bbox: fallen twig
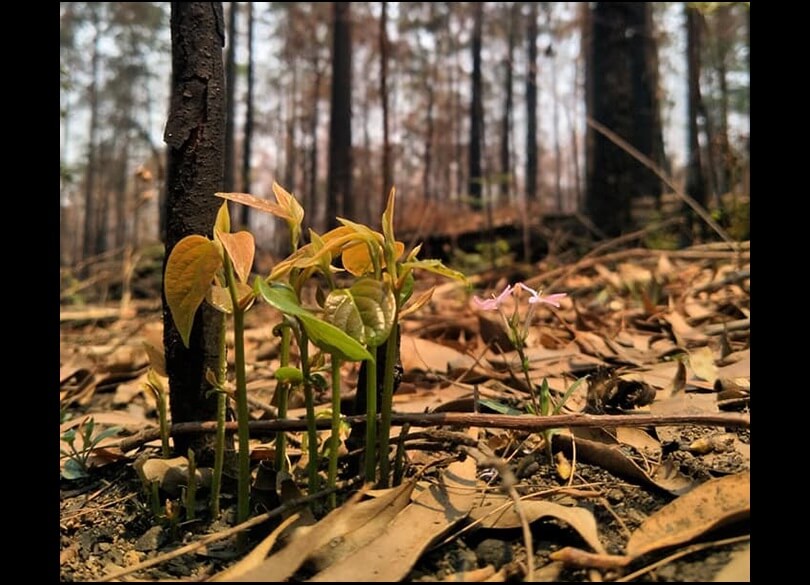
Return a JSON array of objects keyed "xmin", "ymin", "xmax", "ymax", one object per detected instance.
[{"xmin": 114, "ymin": 412, "xmax": 749, "ymax": 453}]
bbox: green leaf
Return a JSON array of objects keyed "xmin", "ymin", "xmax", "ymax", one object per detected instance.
[
  {"xmin": 324, "ymin": 279, "xmax": 396, "ymax": 348},
  {"xmin": 275, "ymin": 366, "xmax": 304, "ymax": 384},
  {"xmin": 400, "ymin": 258, "xmax": 467, "ymax": 283},
  {"xmin": 478, "ymin": 398, "xmax": 524, "ymax": 416},
  {"xmin": 298, "ymin": 313, "xmax": 373, "ymax": 362},
  {"xmin": 92, "ymin": 426, "xmax": 123, "ymax": 445},
  {"xmin": 253, "ymin": 278, "xmax": 309, "ymax": 318},
  {"xmin": 254, "ymin": 278, "xmax": 373, "ymax": 362},
  {"xmin": 165, "ymin": 235, "xmax": 223, "ymax": 347},
  {"xmin": 61, "ymin": 458, "xmax": 89, "ymax": 480}
]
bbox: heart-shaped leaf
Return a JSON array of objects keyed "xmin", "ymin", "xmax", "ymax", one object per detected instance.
[
  {"xmin": 165, "ymin": 235, "xmax": 222, "ymax": 347},
  {"xmin": 216, "ymin": 230, "xmax": 255, "ymax": 284},
  {"xmin": 254, "ymin": 278, "xmax": 373, "ymax": 362},
  {"xmin": 324, "ymin": 279, "xmax": 396, "ymax": 347}
]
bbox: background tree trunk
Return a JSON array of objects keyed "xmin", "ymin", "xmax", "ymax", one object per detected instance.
[
  {"xmin": 163, "ymin": 2, "xmax": 227, "ymax": 462},
  {"xmin": 499, "ymin": 2, "xmax": 517, "ymax": 202},
  {"xmin": 380, "ymin": 1, "xmax": 391, "ymax": 207},
  {"xmin": 686, "ymin": 4, "xmax": 708, "ymax": 242},
  {"xmin": 468, "ymin": 2, "xmax": 484, "ymax": 210},
  {"xmin": 224, "ymin": 1, "xmax": 237, "ymax": 194},
  {"xmin": 585, "ymin": 2, "xmax": 664, "ymax": 238},
  {"xmin": 82, "ymin": 4, "xmax": 101, "ymax": 267},
  {"xmin": 327, "ymin": 2, "xmax": 353, "ymax": 228},
  {"xmin": 240, "ymin": 1, "xmax": 254, "ymax": 228},
  {"xmin": 525, "ymin": 2, "xmax": 538, "ymax": 205}
]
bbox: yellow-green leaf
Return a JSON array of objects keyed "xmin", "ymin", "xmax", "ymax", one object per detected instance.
[
  {"xmin": 382, "ymin": 186, "xmax": 396, "ymax": 246},
  {"xmin": 401, "ymin": 258, "xmax": 467, "ymax": 283},
  {"xmin": 342, "ymin": 241, "xmax": 405, "ymax": 277},
  {"xmin": 273, "ymin": 182, "xmax": 305, "ymax": 247},
  {"xmin": 214, "ymin": 202, "xmax": 230, "ymax": 234},
  {"xmin": 216, "ymin": 230, "xmax": 255, "ymax": 283},
  {"xmin": 164, "ymin": 235, "xmax": 223, "ymax": 347},
  {"xmin": 399, "ymin": 286, "xmax": 436, "ymax": 319},
  {"xmin": 216, "ymin": 192, "xmax": 288, "ymax": 219}
]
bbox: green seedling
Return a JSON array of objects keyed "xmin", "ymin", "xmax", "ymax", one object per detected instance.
[
  {"xmin": 60, "ymin": 416, "xmax": 122, "ymax": 480},
  {"xmin": 142, "ymin": 369, "xmax": 171, "ymax": 458}
]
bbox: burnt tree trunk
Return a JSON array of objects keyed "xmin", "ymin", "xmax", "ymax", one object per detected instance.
[
  {"xmin": 686, "ymin": 4, "xmax": 708, "ymax": 242},
  {"xmin": 82, "ymin": 4, "xmax": 101, "ymax": 266},
  {"xmin": 499, "ymin": 2, "xmax": 517, "ymax": 202},
  {"xmin": 327, "ymin": 2, "xmax": 353, "ymax": 228},
  {"xmin": 380, "ymin": 1, "xmax": 392, "ymax": 207},
  {"xmin": 240, "ymin": 1, "xmax": 254, "ymax": 228},
  {"xmin": 585, "ymin": 2, "xmax": 663, "ymax": 238},
  {"xmin": 525, "ymin": 2, "xmax": 538, "ymax": 205},
  {"xmin": 223, "ymin": 2, "xmax": 237, "ymax": 194},
  {"xmin": 163, "ymin": 2, "xmax": 227, "ymax": 462},
  {"xmin": 468, "ymin": 2, "xmax": 484, "ymax": 210}
]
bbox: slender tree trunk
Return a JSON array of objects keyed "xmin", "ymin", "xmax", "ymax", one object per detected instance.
[
  {"xmin": 224, "ymin": 1, "xmax": 237, "ymax": 193},
  {"xmin": 283, "ymin": 65, "xmax": 297, "ymax": 193},
  {"xmin": 82, "ymin": 5, "xmax": 101, "ymax": 266},
  {"xmin": 685, "ymin": 4, "xmax": 707, "ymax": 242},
  {"xmin": 525, "ymin": 2, "xmax": 539, "ymax": 205},
  {"xmin": 423, "ymin": 79, "xmax": 435, "ymax": 202},
  {"xmin": 550, "ymin": 45, "xmax": 563, "ymax": 212},
  {"xmin": 308, "ymin": 67, "xmax": 323, "ymax": 232},
  {"xmin": 500, "ymin": 2, "xmax": 517, "ymax": 202},
  {"xmin": 380, "ymin": 1, "xmax": 392, "ymax": 206},
  {"xmin": 114, "ymin": 136, "xmax": 130, "ymax": 250},
  {"xmin": 468, "ymin": 2, "xmax": 484, "ymax": 209},
  {"xmin": 327, "ymin": 2, "xmax": 353, "ymax": 227},
  {"xmin": 163, "ymin": 2, "xmax": 227, "ymax": 462},
  {"xmin": 240, "ymin": 1, "xmax": 254, "ymax": 228}
]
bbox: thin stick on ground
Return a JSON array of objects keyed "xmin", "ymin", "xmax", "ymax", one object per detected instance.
[
  {"xmin": 112, "ymin": 411, "xmax": 750, "ymax": 453},
  {"xmin": 462, "ymin": 445, "xmax": 535, "ymax": 582}
]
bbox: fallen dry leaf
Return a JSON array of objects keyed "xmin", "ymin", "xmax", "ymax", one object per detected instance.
[
  {"xmin": 308, "ymin": 431, "xmax": 479, "ymax": 582},
  {"xmin": 626, "ymin": 471, "xmax": 750, "ymax": 558},
  {"xmin": 469, "ymin": 494, "xmax": 606, "ymax": 554}
]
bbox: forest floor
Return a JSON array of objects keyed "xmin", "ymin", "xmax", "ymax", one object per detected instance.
[{"xmin": 59, "ymin": 239, "xmax": 750, "ymax": 582}]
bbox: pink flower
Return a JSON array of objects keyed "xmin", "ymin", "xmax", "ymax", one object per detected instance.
[
  {"xmin": 473, "ymin": 284, "xmax": 514, "ymax": 311},
  {"xmin": 516, "ymin": 282, "xmax": 567, "ymax": 308}
]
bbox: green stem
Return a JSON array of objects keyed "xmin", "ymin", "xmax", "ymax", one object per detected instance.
[
  {"xmin": 186, "ymin": 448, "xmax": 197, "ymax": 521},
  {"xmin": 299, "ymin": 327, "xmax": 319, "ymax": 492},
  {"xmin": 275, "ymin": 324, "xmax": 291, "ymax": 473},
  {"xmin": 211, "ymin": 312, "xmax": 227, "ymax": 519},
  {"xmin": 328, "ymin": 355, "xmax": 342, "ymax": 509},
  {"xmin": 377, "ymin": 322, "xmax": 400, "ymax": 488},
  {"xmin": 364, "ymin": 352, "xmax": 378, "ymax": 484},
  {"xmin": 156, "ymin": 388, "xmax": 170, "ymax": 458},
  {"xmin": 225, "ymin": 258, "xmax": 251, "ymax": 528},
  {"xmin": 516, "ymin": 344, "xmax": 540, "ymax": 415}
]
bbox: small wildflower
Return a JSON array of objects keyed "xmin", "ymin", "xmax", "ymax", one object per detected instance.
[
  {"xmin": 472, "ymin": 284, "xmax": 514, "ymax": 311},
  {"xmin": 516, "ymin": 282, "xmax": 567, "ymax": 308}
]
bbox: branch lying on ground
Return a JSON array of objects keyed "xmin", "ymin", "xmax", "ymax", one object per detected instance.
[{"xmin": 114, "ymin": 411, "xmax": 750, "ymax": 453}]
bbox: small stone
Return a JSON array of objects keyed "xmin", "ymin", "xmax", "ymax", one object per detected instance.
[
  {"xmin": 134, "ymin": 526, "xmax": 165, "ymax": 552},
  {"xmin": 97, "ymin": 542, "xmax": 112, "ymax": 552},
  {"xmin": 475, "ymin": 538, "xmax": 513, "ymax": 570},
  {"xmin": 607, "ymin": 488, "xmax": 624, "ymax": 503},
  {"xmin": 123, "ymin": 550, "xmax": 143, "ymax": 566}
]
